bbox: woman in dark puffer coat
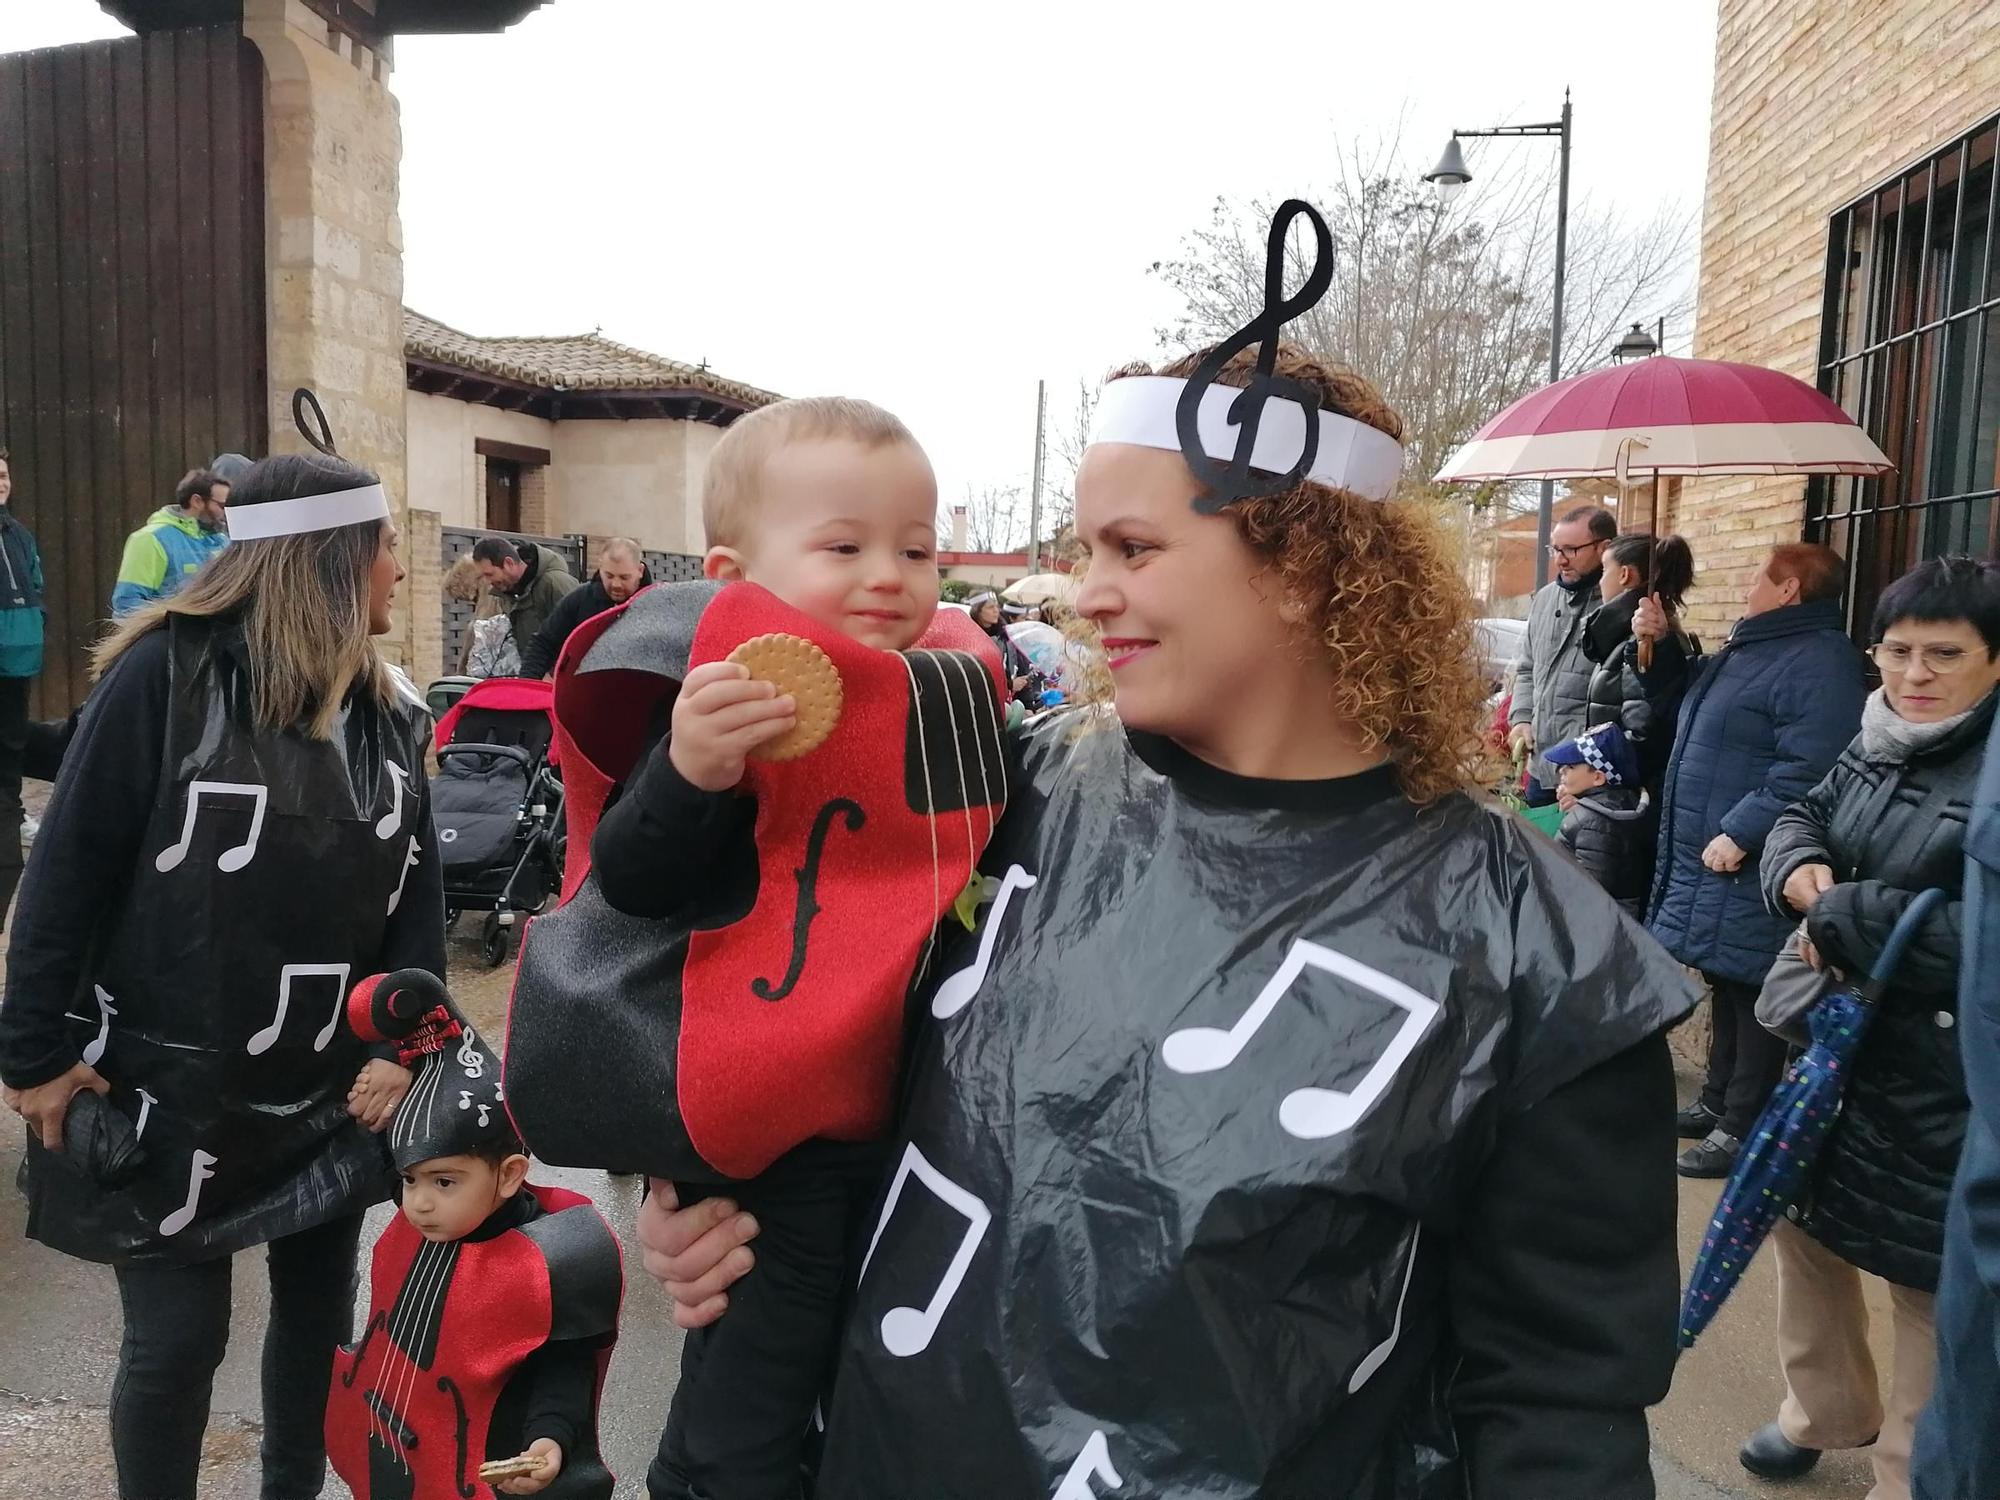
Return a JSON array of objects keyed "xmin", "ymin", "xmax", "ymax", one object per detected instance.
[
  {"xmin": 1582, "ymin": 533, "xmax": 1697, "ymax": 796},
  {"xmin": 1739, "ymin": 557, "xmax": 2000, "ymax": 1498}
]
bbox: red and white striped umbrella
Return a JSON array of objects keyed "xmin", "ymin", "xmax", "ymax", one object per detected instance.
[{"xmin": 1435, "ymin": 356, "xmax": 1893, "ymax": 483}]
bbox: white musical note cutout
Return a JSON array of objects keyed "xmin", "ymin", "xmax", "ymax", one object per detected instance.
[
  {"xmin": 1160, "ymin": 940, "xmax": 1440, "ymax": 1141},
  {"xmin": 1348, "ymin": 1225, "xmax": 1422, "ymax": 1394},
  {"xmin": 155, "ymin": 780, "xmax": 267, "ymax": 874},
  {"xmin": 1053, "ymin": 1431, "xmax": 1124, "ymax": 1500},
  {"xmin": 457, "ymin": 1090, "xmax": 493, "ymax": 1128},
  {"xmin": 159, "ymin": 1149, "xmax": 218, "ymax": 1237},
  {"xmin": 858, "ymin": 1143, "xmax": 991, "ymax": 1357},
  {"xmin": 386, "ymin": 836, "xmax": 420, "ymax": 916},
  {"xmin": 246, "ymin": 963, "xmax": 353, "ymax": 1056},
  {"xmin": 134, "ymin": 1088, "xmax": 159, "ymax": 1141},
  {"xmin": 375, "ymin": 761, "xmax": 407, "ymax": 840},
  {"xmin": 81, "ymin": 985, "xmax": 117, "ymax": 1066},
  {"xmin": 931, "ymin": 864, "xmax": 1037, "ymax": 1020}
]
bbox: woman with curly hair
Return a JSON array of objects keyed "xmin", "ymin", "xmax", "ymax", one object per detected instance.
[{"xmin": 635, "ymin": 333, "xmax": 1695, "ymax": 1498}]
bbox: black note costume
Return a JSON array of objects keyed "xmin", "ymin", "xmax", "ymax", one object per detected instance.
[
  {"xmin": 9, "ymin": 614, "xmax": 442, "ymax": 1264},
  {"xmin": 817, "ymin": 720, "xmax": 1697, "ymax": 1498},
  {"xmin": 816, "ymin": 199, "xmax": 1699, "ymax": 1499}
]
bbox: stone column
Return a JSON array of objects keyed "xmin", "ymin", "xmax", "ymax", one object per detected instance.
[{"xmin": 243, "ymin": 0, "xmax": 413, "ymax": 662}]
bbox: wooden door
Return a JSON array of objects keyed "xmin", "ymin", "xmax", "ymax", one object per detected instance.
[
  {"xmin": 485, "ymin": 458, "xmax": 521, "ymax": 533},
  {"xmin": 0, "ymin": 27, "xmax": 268, "ymax": 714}
]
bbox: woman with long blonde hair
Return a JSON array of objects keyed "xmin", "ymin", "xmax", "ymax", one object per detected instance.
[{"xmin": 0, "ymin": 451, "xmax": 445, "ymax": 1500}]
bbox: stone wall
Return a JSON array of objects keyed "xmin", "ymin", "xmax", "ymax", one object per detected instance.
[
  {"xmin": 405, "ymin": 505, "xmax": 444, "ymax": 690},
  {"xmin": 1681, "ymin": 0, "xmax": 2000, "ymax": 642},
  {"xmin": 243, "ymin": 0, "xmax": 414, "ymax": 660}
]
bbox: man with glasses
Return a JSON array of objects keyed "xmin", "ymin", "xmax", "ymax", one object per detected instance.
[
  {"xmin": 110, "ymin": 465, "xmax": 233, "ymax": 617},
  {"xmin": 1508, "ymin": 504, "xmax": 1616, "ymax": 805}
]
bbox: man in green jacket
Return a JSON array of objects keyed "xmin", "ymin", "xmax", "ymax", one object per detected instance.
[
  {"xmin": 111, "ymin": 467, "xmax": 231, "ymax": 616},
  {"xmin": 471, "ymin": 536, "xmax": 578, "ymax": 675},
  {"xmin": 0, "ymin": 449, "xmax": 45, "ymax": 927}
]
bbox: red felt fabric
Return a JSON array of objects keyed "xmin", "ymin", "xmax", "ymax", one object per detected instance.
[{"xmin": 326, "ymin": 1183, "xmax": 604, "ymax": 1499}]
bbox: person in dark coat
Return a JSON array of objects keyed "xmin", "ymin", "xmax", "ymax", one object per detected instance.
[
  {"xmin": 1913, "ymin": 644, "xmax": 2000, "ymax": 1500},
  {"xmin": 1634, "ymin": 542, "xmax": 1866, "ymax": 1179},
  {"xmin": 474, "ymin": 535, "xmax": 579, "ymax": 665},
  {"xmin": 1739, "ymin": 556, "xmax": 2000, "ymax": 1497},
  {"xmin": 519, "ymin": 537, "xmax": 652, "ymax": 680},
  {"xmin": 1583, "ymin": 533, "xmax": 1697, "ymax": 795},
  {"xmin": 0, "ymin": 453, "xmax": 445, "ymax": 1500},
  {"xmin": 1549, "ymin": 722, "xmax": 1652, "ymax": 914}
]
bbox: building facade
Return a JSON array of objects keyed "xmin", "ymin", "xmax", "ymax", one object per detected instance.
[
  {"xmin": 404, "ymin": 311, "xmax": 775, "ymax": 557},
  {"xmin": 1678, "ymin": 0, "xmax": 2000, "ymax": 642}
]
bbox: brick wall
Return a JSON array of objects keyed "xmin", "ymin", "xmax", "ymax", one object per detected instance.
[
  {"xmin": 1682, "ymin": 0, "xmax": 2000, "ymax": 641},
  {"xmin": 519, "ymin": 464, "xmax": 549, "ymax": 535},
  {"xmin": 406, "ymin": 506, "xmax": 444, "ymax": 688}
]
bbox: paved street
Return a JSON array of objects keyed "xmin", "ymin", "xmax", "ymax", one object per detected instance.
[{"xmin": 0, "ymin": 842, "xmax": 1895, "ymax": 1498}]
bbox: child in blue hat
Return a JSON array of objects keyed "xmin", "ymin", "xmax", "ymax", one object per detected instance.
[{"xmin": 1546, "ymin": 722, "xmax": 1652, "ymax": 915}]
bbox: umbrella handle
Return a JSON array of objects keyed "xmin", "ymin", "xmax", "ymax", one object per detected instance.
[
  {"xmin": 1863, "ymin": 887, "xmax": 1951, "ymax": 989},
  {"xmin": 1637, "ymin": 637, "xmax": 1654, "ymax": 672}
]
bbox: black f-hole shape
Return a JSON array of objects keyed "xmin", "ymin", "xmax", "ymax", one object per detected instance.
[{"xmin": 753, "ymin": 798, "xmax": 865, "ymax": 1002}]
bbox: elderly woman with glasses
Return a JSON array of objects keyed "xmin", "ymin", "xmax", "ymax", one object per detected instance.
[{"xmin": 1738, "ymin": 556, "xmax": 2000, "ymax": 1498}]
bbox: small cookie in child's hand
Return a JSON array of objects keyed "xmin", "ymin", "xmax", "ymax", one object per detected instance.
[
  {"xmin": 726, "ymin": 633, "xmax": 843, "ymax": 762},
  {"xmin": 479, "ymin": 1454, "xmax": 549, "ymax": 1482}
]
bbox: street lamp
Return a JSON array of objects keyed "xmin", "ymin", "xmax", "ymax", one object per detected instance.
[
  {"xmin": 1612, "ymin": 321, "xmax": 1661, "ymax": 363},
  {"xmin": 1424, "ymin": 88, "xmax": 1573, "ymax": 587}
]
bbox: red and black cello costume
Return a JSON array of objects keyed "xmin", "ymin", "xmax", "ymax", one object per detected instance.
[
  {"xmin": 327, "ymin": 970, "xmax": 623, "ymax": 1500},
  {"xmin": 503, "ymin": 581, "xmax": 1009, "ymax": 1182}
]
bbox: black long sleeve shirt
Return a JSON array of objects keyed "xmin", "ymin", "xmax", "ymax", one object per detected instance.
[{"xmin": 0, "ymin": 629, "xmax": 447, "ymax": 1090}]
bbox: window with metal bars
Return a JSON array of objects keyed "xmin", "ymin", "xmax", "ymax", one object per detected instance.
[{"xmin": 1809, "ymin": 111, "xmax": 2000, "ymax": 638}]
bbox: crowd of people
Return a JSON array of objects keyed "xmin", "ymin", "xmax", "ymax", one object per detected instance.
[
  {"xmin": 0, "ymin": 219, "xmax": 1997, "ymax": 1499},
  {"xmin": 1502, "ymin": 515, "xmax": 1997, "ymax": 1499}
]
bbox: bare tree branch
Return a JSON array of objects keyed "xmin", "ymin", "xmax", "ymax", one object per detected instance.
[{"xmin": 1146, "ymin": 129, "xmax": 1698, "ymax": 501}]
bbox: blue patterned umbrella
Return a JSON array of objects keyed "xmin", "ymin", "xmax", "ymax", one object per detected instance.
[{"xmin": 1679, "ymin": 887, "xmax": 1949, "ymax": 1350}]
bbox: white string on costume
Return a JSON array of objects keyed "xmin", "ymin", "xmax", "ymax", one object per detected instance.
[
  {"xmin": 225, "ymin": 482, "xmax": 391, "ymax": 541},
  {"xmin": 1089, "ymin": 375, "xmax": 1405, "ymax": 501},
  {"xmin": 897, "ymin": 647, "xmax": 1011, "ymax": 989}
]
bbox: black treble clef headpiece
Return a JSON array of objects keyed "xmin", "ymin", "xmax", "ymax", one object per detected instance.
[
  {"xmin": 346, "ymin": 969, "xmax": 514, "ymax": 1169},
  {"xmin": 293, "ymin": 387, "xmax": 340, "ymax": 456},
  {"xmin": 1105, "ymin": 198, "xmax": 1401, "ymax": 513}
]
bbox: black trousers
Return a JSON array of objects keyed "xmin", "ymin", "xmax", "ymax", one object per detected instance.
[
  {"xmin": 649, "ymin": 1143, "xmax": 885, "ymax": 1500},
  {"xmin": 0, "ymin": 674, "xmax": 28, "ymax": 926},
  {"xmin": 1698, "ymin": 972, "xmax": 1790, "ymax": 1139},
  {"xmin": 110, "ymin": 1212, "xmax": 363, "ymax": 1500}
]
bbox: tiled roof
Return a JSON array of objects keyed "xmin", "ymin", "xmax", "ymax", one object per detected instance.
[{"xmin": 403, "ymin": 309, "xmax": 778, "ymax": 410}]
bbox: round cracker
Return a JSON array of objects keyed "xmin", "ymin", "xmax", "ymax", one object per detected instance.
[{"xmin": 727, "ymin": 633, "xmax": 843, "ymax": 761}]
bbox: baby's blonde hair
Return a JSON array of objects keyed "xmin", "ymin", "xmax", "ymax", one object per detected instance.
[{"xmin": 703, "ymin": 396, "xmax": 919, "ymax": 548}]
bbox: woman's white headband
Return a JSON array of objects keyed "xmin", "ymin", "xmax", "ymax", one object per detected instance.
[
  {"xmin": 1088, "ymin": 376, "xmax": 1405, "ymax": 502},
  {"xmin": 225, "ymin": 483, "xmax": 391, "ymax": 541}
]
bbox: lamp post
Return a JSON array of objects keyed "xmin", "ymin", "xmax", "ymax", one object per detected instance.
[
  {"xmin": 1425, "ymin": 88, "xmax": 1573, "ymax": 588},
  {"xmin": 1612, "ymin": 320, "xmax": 1662, "ymax": 363}
]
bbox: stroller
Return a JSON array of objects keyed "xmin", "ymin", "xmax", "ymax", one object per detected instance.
[{"xmin": 429, "ymin": 677, "xmax": 565, "ymax": 966}]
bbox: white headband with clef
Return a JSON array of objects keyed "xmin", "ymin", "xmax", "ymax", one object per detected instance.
[
  {"xmin": 225, "ymin": 483, "xmax": 391, "ymax": 541},
  {"xmin": 1088, "ymin": 376, "xmax": 1405, "ymax": 501}
]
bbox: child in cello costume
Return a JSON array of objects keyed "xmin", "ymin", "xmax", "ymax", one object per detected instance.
[
  {"xmin": 504, "ymin": 398, "xmax": 1009, "ymax": 1499},
  {"xmin": 328, "ymin": 969, "xmax": 622, "ymax": 1500}
]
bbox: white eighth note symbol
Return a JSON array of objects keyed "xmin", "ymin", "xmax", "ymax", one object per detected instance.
[
  {"xmin": 1161, "ymin": 940, "xmax": 1440, "ymax": 1140},
  {"xmin": 857, "ymin": 1143, "xmax": 990, "ymax": 1357},
  {"xmin": 156, "ymin": 781, "xmax": 267, "ymax": 874},
  {"xmin": 931, "ymin": 865, "xmax": 1037, "ymax": 1020}
]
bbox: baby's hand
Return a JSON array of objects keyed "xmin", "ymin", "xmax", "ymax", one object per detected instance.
[
  {"xmin": 495, "ymin": 1439, "xmax": 563, "ymax": 1495},
  {"xmin": 669, "ymin": 661, "xmax": 796, "ymax": 792}
]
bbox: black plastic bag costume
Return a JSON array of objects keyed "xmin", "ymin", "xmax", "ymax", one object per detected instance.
[
  {"xmin": 815, "ymin": 718, "xmax": 1697, "ymax": 1498},
  {"xmin": 17, "ymin": 614, "xmax": 438, "ymax": 1264},
  {"xmin": 813, "ymin": 200, "xmax": 1699, "ymax": 1498}
]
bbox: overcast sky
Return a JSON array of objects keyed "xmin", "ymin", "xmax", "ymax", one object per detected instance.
[{"xmin": 8, "ymin": 0, "xmax": 1718, "ymax": 525}]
